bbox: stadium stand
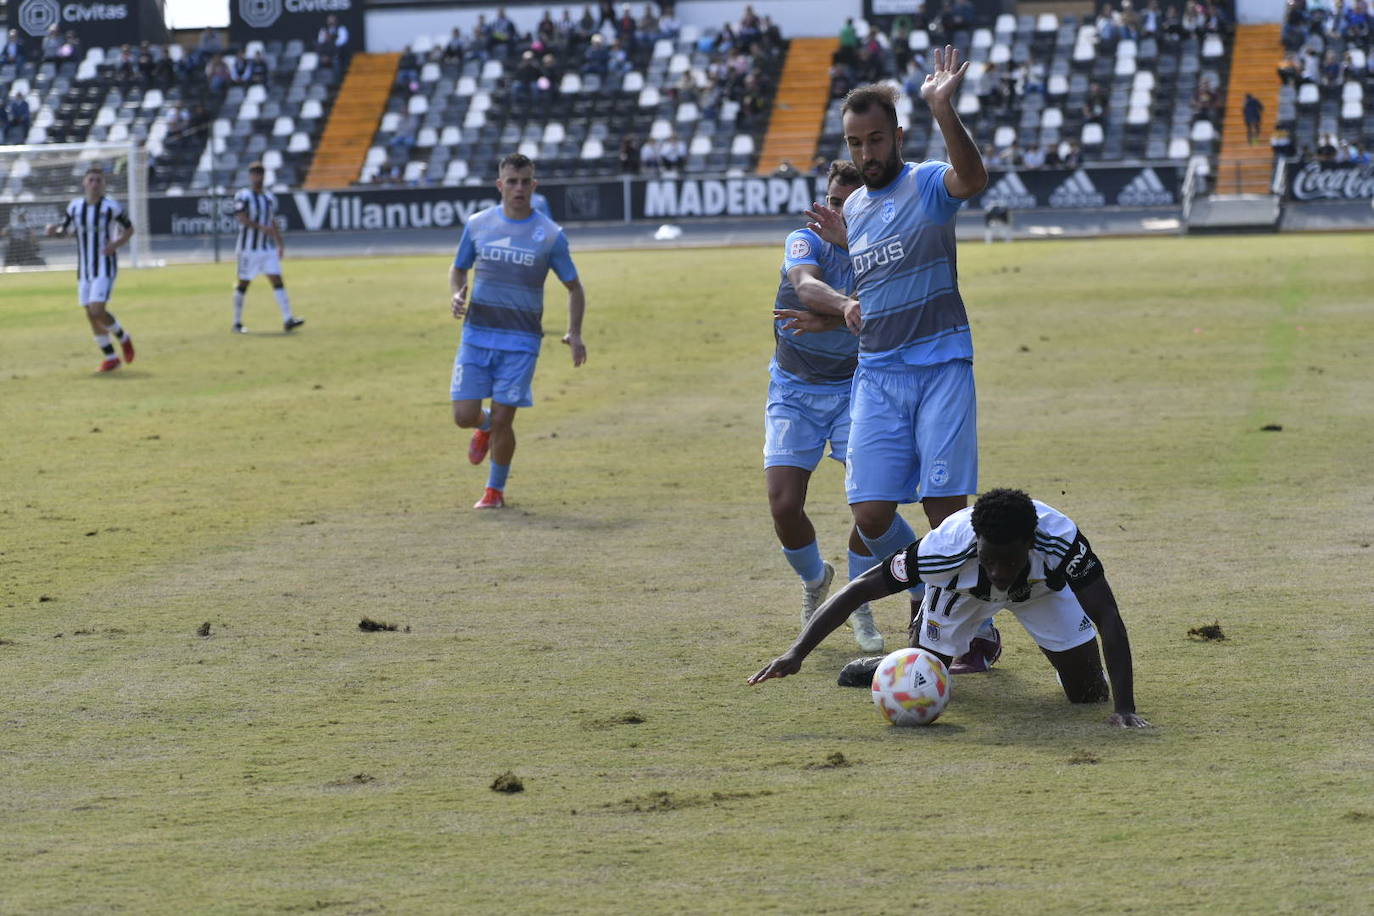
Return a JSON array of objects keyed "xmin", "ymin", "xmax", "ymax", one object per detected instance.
[
  {"xmin": 1273, "ymin": 0, "xmax": 1374, "ymax": 170},
  {"xmin": 819, "ymin": 3, "xmax": 1235, "ymax": 169},
  {"xmin": 357, "ymin": 8, "xmax": 784, "ymax": 185}
]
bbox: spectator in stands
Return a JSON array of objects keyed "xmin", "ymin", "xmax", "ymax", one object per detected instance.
[
  {"xmin": 511, "ymin": 50, "xmax": 544, "ymax": 109},
  {"xmin": 489, "ymin": 7, "xmax": 518, "ymax": 59},
  {"xmin": 810, "ymin": 154, "xmax": 829, "ymax": 177},
  {"xmin": 1180, "ymin": 2, "xmax": 1205, "ymax": 39},
  {"xmin": 1194, "ymin": 76, "xmax": 1221, "ymax": 124},
  {"xmin": 444, "ymin": 27, "xmax": 468, "ymax": 65},
  {"xmin": 1270, "ymin": 127, "xmax": 1295, "ymax": 157},
  {"xmin": 607, "ymin": 37, "xmax": 632, "ymax": 75},
  {"xmin": 2, "ymin": 29, "xmax": 27, "ymax": 73},
  {"xmin": 114, "ymin": 44, "xmax": 137, "ymax": 81},
  {"xmin": 1060, "ymin": 139, "xmax": 1083, "ymax": 167},
  {"xmin": 1119, "ymin": 1, "xmax": 1143, "ymax": 39},
  {"xmin": 237, "ymin": 50, "xmax": 269, "ymax": 86},
  {"xmin": 1022, "ymin": 144, "xmax": 1047, "ymax": 169},
  {"xmin": 1244, "ymin": 93, "xmax": 1264, "ymax": 144},
  {"xmin": 659, "ymin": 7, "xmax": 682, "ymax": 40},
  {"xmin": 1161, "ymin": 3, "xmax": 1184, "ymax": 41},
  {"xmin": 206, "ymin": 54, "xmax": 231, "ymax": 93},
  {"xmin": 582, "ymin": 34, "xmax": 610, "ymax": 76},
  {"xmin": 738, "ymin": 72, "xmax": 770, "ymax": 127},
  {"xmin": 660, "ymin": 132, "xmax": 686, "ymax": 173},
  {"xmin": 640, "ymin": 134, "xmax": 662, "ymax": 171},
  {"xmin": 837, "ymin": 18, "xmax": 859, "ymax": 66},
  {"xmin": 1319, "ymin": 49, "xmax": 1342, "ymax": 91},
  {"xmin": 317, "ymin": 14, "xmax": 350, "ymax": 69},
  {"xmin": 1282, "ymin": 0, "xmax": 1308, "ymax": 49},
  {"xmin": 195, "ymin": 27, "xmax": 223, "ymax": 65},
  {"xmin": 388, "ymin": 117, "xmax": 418, "ymax": 164},
  {"xmin": 618, "ymin": 133, "xmax": 641, "ymax": 174},
  {"xmin": 1142, "ymin": 0, "xmax": 1162, "ymax": 37},
  {"xmin": 41, "ymin": 25, "xmax": 63, "ymax": 62},
  {"xmin": 943, "ymin": 0, "xmax": 976, "ymax": 35},
  {"xmin": 598, "ymin": 0, "xmax": 616, "ymax": 30},
  {"xmin": 901, "ymin": 57, "xmax": 926, "ymax": 99},
  {"xmin": 1082, "ymin": 82, "xmax": 1107, "ymax": 122},
  {"xmin": 772, "ymin": 159, "xmax": 801, "ymax": 178},
  {"xmin": 1277, "ymin": 53, "xmax": 1302, "ymax": 85},
  {"xmin": 536, "ymin": 10, "xmax": 558, "ymax": 49},
  {"xmin": 397, "ymin": 46, "xmax": 420, "ymax": 89},
  {"xmin": 1096, "ymin": 4, "xmax": 1120, "ymax": 44},
  {"xmin": 6, "ymin": 91, "xmax": 30, "ymax": 143}
]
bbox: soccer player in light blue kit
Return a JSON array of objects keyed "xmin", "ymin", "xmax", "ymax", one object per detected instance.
[
  {"xmin": 767, "ymin": 160, "xmax": 882, "ymax": 653},
  {"xmin": 807, "ymin": 52, "xmax": 999, "ymax": 674},
  {"xmin": 449, "ymin": 153, "xmax": 587, "ymax": 509}
]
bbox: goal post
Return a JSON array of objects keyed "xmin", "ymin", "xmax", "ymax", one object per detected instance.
[{"xmin": 0, "ymin": 141, "xmax": 154, "ymax": 271}]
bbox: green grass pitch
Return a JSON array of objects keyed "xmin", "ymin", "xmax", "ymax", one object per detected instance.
[{"xmin": 3, "ymin": 234, "xmax": 1373, "ymax": 913}]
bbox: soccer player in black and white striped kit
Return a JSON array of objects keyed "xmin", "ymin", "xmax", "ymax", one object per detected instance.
[
  {"xmin": 232, "ymin": 162, "xmax": 303, "ymax": 333},
  {"xmin": 44, "ymin": 166, "xmax": 137, "ymax": 373}
]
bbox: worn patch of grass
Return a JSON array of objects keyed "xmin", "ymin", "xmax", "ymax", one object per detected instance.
[{"xmin": 2, "ymin": 235, "xmax": 1373, "ymax": 913}]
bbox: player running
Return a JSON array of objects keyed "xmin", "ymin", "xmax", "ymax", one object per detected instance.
[
  {"xmin": 44, "ymin": 166, "xmax": 137, "ymax": 373},
  {"xmin": 748, "ymin": 488, "xmax": 1150, "ymax": 729},
  {"xmin": 449, "ymin": 153, "xmax": 587, "ymax": 509},
  {"xmin": 803, "ymin": 57, "xmax": 999, "ymax": 675},
  {"xmin": 231, "ymin": 162, "xmax": 304, "ymax": 334},
  {"xmin": 767, "ymin": 160, "xmax": 882, "ymax": 653}
]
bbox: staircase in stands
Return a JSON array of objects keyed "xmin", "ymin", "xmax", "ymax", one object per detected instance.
[
  {"xmin": 757, "ymin": 37, "xmax": 838, "ymax": 175},
  {"xmin": 1216, "ymin": 23, "xmax": 1283, "ymax": 195},
  {"xmin": 305, "ymin": 52, "xmax": 401, "ymax": 189}
]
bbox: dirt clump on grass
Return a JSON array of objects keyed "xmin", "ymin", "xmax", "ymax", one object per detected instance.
[
  {"xmin": 358, "ymin": 617, "xmax": 409, "ymax": 633},
  {"xmin": 1068, "ymin": 749, "xmax": 1101, "ymax": 765},
  {"xmin": 585, "ymin": 711, "xmax": 646, "ymax": 729},
  {"xmin": 807, "ymin": 752, "xmax": 852, "ymax": 769},
  {"xmin": 1187, "ymin": 621, "xmax": 1226, "ymax": 641},
  {"xmin": 196, "ymin": 622, "xmax": 212, "ymax": 637},
  {"xmin": 598, "ymin": 789, "xmax": 772, "ymax": 813},
  {"xmin": 491, "ymin": 771, "xmax": 524, "ymax": 793}
]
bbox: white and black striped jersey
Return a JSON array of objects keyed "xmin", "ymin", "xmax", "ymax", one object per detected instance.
[
  {"xmin": 882, "ymin": 500, "xmax": 1106, "ymax": 605},
  {"xmin": 234, "ymin": 189, "xmax": 279, "ymax": 252},
  {"xmin": 61, "ymin": 197, "xmax": 132, "ymax": 281}
]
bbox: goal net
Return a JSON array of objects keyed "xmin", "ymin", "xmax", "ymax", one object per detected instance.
[{"xmin": 0, "ymin": 142, "xmax": 153, "ymax": 272}]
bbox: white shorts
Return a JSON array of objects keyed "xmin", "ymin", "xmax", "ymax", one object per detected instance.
[
  {"xmin": 77, "ymin": 277, "xmax": 114, "ymax": 307},
  {"xmin": 916, "ymin": 584, "xmax": 1098, "ymax": 658},
  {"xmin": 237, "ymin": 249, "xmax": 283, "ymax": 280}
]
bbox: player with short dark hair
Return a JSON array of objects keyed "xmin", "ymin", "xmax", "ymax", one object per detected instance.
[
  {"xmin": 449, "ymin": 153, "xmax": 587, "ymax": 509},
  {"xmin": 766, "ymin": 160, "xmax": 882, "ymax": 652},
  {"xmin": 45, "ymin": 166, "xmax": 137, "ymax": 372},
  {"xmin": 803, "ymin": 55, "xmax": 996, "ymax": 674},
  {"xmin": 748, "ymin": 488, "xmax": 1150, "ymax": 729},
  {"xmin": 232, "ymin": 161, "xmax": 303, "ymax": 334}
]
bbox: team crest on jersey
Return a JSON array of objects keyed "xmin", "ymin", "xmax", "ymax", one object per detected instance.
[
  {"xmin": 881, "ymin": 199, "xmax": 896, "ymax": 223},
  {"xmin": 925, "ymin": 619, "xmax": 941, "ymax": 642},
  {"xmin": 532, "ymin": 227, "xmax": 546, "ymax": 243},
  {"xmin": 929, "ymin": 460, "xmax": 950, "ymax": 487},
  {"xmin": 890, "ymin": 553, "xmax": 909, "ymax": 583},
  {"xmin": 789, "ymin": 236, "xmax": 812, "ymax": 259}
]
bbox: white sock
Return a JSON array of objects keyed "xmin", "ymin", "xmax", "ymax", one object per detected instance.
[
  {"xmin": 233, "ymin": 290, "xmax": 245, "ymax": 325},
  {"xmin": 273, "ymin": 287, "xmax": 293, "ymax": 320},
  {"xmin": 94, "ymin": 333, "xmax": 113, "ymax": 356}
]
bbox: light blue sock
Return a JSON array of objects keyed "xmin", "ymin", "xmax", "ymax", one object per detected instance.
[
  {"xmin": 487, "ymin": 461, "xmax": 510, "ymax": 490},
  {"xmin": 848, "ymin": 548, "xmax": 878, "ymax": 582},
  {"xmin": 975, "ymin": 616, "xmax": 996, "ymax": 637},
  {"xmin": 858, "ymin": 515, "xmax": 924, "ymax": 600},
  {"xmin": 478, "ymin": 407, "xmax": 491, "ymax": 432},
  {"xmin": 782, "ymin": 541, "xmax": 826, "ymax": 586}
]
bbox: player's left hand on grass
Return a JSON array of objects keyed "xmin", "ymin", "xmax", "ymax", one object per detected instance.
[
  {"xmin": 747, "ymin": 650, "xmax": 803, "ymax": 685},
  {"xmin": 804, "ymin": 202, "xmax": 847, "ymax": 249},
  {"xmin": 1107, "ymin": 711, "xmax": 1151, "ymax": 728},
  {"xmin": 562, "ymin": 332, "xmax": 587, "ymax": 366}
]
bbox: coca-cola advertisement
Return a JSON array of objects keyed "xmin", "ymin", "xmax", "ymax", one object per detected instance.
[{"xmin": 1286, "ymin": 161, "xmax": 1374, "ymax": 200}]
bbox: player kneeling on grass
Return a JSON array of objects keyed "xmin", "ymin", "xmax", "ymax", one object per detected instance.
[
  {"xmin": 45, "ymin": 166, "xmax": 136, "ymax": 373},
  {"xmin": 748, "ymin": 488, "xmax": 1150, "ymax": 728}
]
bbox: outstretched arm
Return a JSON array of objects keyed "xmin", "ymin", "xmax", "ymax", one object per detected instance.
[
  {"xmin": 922, "ymin": 45, "xmax": 988, "ymax": 199},
  {"xmin": 1073, "ymin": 576, "xmax": 1148, "ymax": 728},
  {"xmin": 748, "ymin": 562, "xmax": 904, "ymax": 684},
  {"xmin": 785, "ymin": 264, "xmax": 858, "ymax": 320}
]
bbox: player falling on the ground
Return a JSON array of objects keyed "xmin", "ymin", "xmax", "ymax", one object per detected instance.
[
  {"xmin": 232, "ymin": 161, "xmax": 304, "ymax": 334},
  {"xmin": 749, "ymin": 488, "xmax": 1150, "ymax": 729},
  {"xmin": 449, "ymin": 152, "xmax": 587, "ymax": 509},
  {"xmin": 802, "ymin": 58, "xmax": 999, "ymax": 675},
  {"xmin": 767, "ymin": 160, "xmax": 882, "ymax": 653},
  {"xmin": 44, "ymin": 166, "xmax": 137, "ymax": 373}
]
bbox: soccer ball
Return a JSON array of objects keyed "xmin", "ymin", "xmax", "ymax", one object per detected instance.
[{"xmin": 870, "ymin": 648, "xmax": 951, "ymax": 726}]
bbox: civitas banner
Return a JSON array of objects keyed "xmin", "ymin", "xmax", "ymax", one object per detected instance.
[
  {"xmin": 8, "ymin": 0, "xmax": 167, "ymax": 46},
  {"xmin": 230, "ymin": 0, "xmax": 365, "ymax": 49},
  {"xmin": 1286, "ymin": 161, "xmax": 1374, "ymax": 200}
]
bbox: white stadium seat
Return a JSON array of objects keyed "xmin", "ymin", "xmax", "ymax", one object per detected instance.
[
  {"xmin": 407, "ymin": 95, "xmax": 429, "ymax": 115},
  {"xmin": 272, "ymin": 117, "xmax": 294, "ymax": 137},
  {"xmin": 440, "ymin": 125, "xmax": 462, "ymax": 146},
  {"xmin": 301, "ymin": 99, "xmax": 324, "ymax": 120},
  {"xmin": 417, "ymin": 127, "xmax": 438, "ymax": 146},
  {"xmin": 1190, "ymin": 120, "xmax": 1215, "ymax": 143},
  {"xmin": 288, "ymin": 132, "xmax": 312, "ymax": 153}
]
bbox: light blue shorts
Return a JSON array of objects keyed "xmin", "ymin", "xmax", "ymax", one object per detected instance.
[
  {"xmin": 763, "ymin": 379, "xmax": 852, "ymax": 471},
  {"xmin": 450, "ymin": 341, "xmax": 538, "ymax": 408},
  {"xmin": 844, "ymin": 359, "xmax": 977, "ymax": 504}
]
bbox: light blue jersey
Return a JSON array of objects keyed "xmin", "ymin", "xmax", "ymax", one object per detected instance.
[
  {"xmin": 770, "ymin": 227, "xmax": 858, "ymax": 394},
  {"xmin": 453, "ymin": 206, "xmax": 578, "ymax": 354},
  {"xmin": 843, "ymin": 161, "xmax": 972, "ymax": 368}
]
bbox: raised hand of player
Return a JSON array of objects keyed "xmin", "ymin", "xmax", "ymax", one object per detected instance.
[
  {"xmin": 746, "ymin": 650, "xmax": 803, "ymax": 685},
  {"xmin": 562, "ymin": 332, "xmax": 587, "ymax": 366},
  {"xmin": 1107, "ymin": 711, "xmax": 1151, "ymax": 728},
  {"xmin": 804, "ymin": 201, "xmax": 848, "ymax": 249},
  {"xmin": 774, "ymin": 308, "xmax": 842, "ymax": 335},
  {"xmin": 451, "ymin": 284, "xmax": 468, "ymax": 319},
  {"xmin": 921, "ymin": 45, "xmax": 970, "ymax": 109}
]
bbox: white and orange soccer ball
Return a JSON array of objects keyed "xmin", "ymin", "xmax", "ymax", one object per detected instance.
[{"xmin": 870, "ymin": 648, "xmax": 951, "ymax": 726}]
